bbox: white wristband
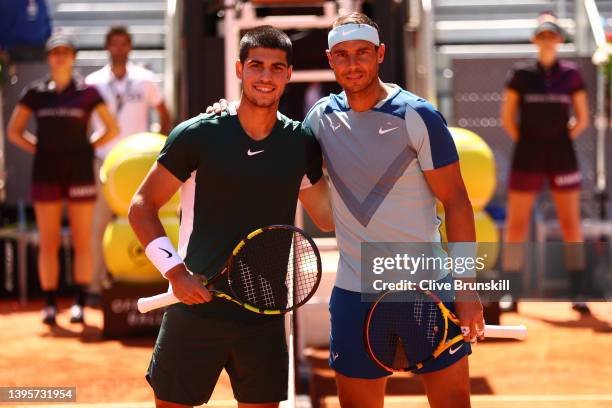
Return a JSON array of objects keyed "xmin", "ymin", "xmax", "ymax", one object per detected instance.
[{"xmin": 145, "ymin": 236, "xmax": 184, "ymax": 278}]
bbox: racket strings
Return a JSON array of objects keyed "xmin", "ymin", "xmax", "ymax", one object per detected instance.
[
  {"xmin": 426, "ymin": 301, "xmax": 438, "ymax": 346},
  {"xmin": 368, "ymin": 301, "xmax": 403, "ymax": 368},
  {"xmin": 414, "ymin": 296, "xmax": 424, "ymax": 326},
  {"xmin": 367, "ymin": 291, "xmax": 446, "ymax": 371},
  {"xmin": 284, "ymin": 233, "xmax": 319, "ymax": 308},
  {"xmin": 237, "ymin": 260, "xmax": 258, "ymax": 305},
  {"xmin": 258, "ymin": 275, "xmax": 275, "ymax": 308},
  {"xmin": 230, "ymin": 228, "xmax": 320, "ymax": 311}
]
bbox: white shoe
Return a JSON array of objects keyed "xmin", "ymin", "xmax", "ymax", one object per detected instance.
[{"xmin": 70, "ymin": 304, "xmax": 84, "ymax": 323}]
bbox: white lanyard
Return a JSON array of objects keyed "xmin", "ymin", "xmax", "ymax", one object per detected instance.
[{"xmin": 110, "ymin": 76, "xmax": 131, "ymax": 115}]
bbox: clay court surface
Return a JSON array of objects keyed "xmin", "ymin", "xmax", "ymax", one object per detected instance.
[{"xmin": 1, "ymin": 298, "xmax": 612, "ymax": 407}]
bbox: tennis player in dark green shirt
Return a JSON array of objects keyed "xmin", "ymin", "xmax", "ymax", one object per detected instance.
[{"xmin": 129, "ymin": 26, "xmax": 333, "ymax": 408}]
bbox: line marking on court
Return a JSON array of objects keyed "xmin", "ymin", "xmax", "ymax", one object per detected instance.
[
  {"xmin": 369, "ymin": 394, "xmax": 612, "ymax": 402},
  {"xmin": 19, "ymin": 404, "xmax": 156, "ymax": 408},
  {"xmin": 20, "ymin": 398, "xmax": 309, "ymax": 408},
  {"xmin": 24, "ymin": 394, "xmax": 612, "ymax": 407}
]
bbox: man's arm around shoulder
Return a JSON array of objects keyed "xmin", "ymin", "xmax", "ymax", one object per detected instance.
[{"xmin": 299, "ymin": 177, "xmax": 334, "ymax": 232}]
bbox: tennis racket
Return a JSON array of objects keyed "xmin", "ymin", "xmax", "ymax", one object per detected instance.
[
  {"xmin": 364, "ymin": 289, "xmax": 528, "ymax": 372},
  {"xmin": 137, "ymin": 225, "xmax": 322, "ymax": 314}
]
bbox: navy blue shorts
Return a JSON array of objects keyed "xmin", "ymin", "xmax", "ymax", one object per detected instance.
[{"xmin": 329, "ymin": 286, "xmax": 472, "ymax": 378}]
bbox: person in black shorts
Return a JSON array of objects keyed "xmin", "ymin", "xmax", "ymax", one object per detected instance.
[
  {"xmin": 128, "ymin": 26, "xmax": 333, "ymax": 407},
  {"xmin": 7, "ymin": 34, "xmax": 119, "ymax": 324},
  {"xmin": 501, "ymin": 12, "xmax": 590, "ymax": 313}
]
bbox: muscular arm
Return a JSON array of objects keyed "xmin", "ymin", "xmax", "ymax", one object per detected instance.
[
  {"xmin": 424, "ymin": 162, "xmax": 475, "ymax": 242},
  {"xmin": 299, "ymin": 176, "xmax": 334, "ymax": 232},
  {"xmin": 129, "ymin": 162, "xmax": 181, "ymax": 244},
  {"xmin": 129, "ymin": 162, "xmax": 211, "ymax": 303},
  {"xmin": 7, "ymin": 105, "xmax": 37, "ymax": 154},
  {"xmin": 569, "ymin": 90, "xmax": 589, "ymax": 139},
  {"xmin": 501, "ymin": 88, "xmax": 520, "ymax": 142},
  {"xmin": 424, "ymin": 162, "xmax": 483, "ymax": 341},
  {"xmin": 91, "ymin": 103, "xmax": 119, "ymax": 149}
]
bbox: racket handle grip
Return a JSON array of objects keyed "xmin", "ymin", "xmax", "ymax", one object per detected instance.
[
  {"xmin": 484, "ymin": 324, "xmax": 528, "ymax": 340},
  {"xmin": 137, "ymin": 292, "xmax": 180, "ymax": 313}
]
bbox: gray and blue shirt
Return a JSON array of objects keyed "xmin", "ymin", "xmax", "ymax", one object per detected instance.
[{"xmin": 304, "ymin": 85, "xmax": 459, "ymax": 292}]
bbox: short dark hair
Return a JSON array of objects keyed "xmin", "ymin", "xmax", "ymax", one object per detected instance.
[
  {"xmin": 105, "ymin": 25, "xmax": 132, "ymax": 46},
  {"xmin": 332, "ymin": 12, "xmax": 382, "ymax": 40},
  {"xmin": 239, "ymin": 26, "xmax": 292, "ymax": 64}
]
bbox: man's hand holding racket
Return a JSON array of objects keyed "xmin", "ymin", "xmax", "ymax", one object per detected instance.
[
  {"xmin": 165, "ymin": 266, "xmax": 212, "ymax": 305},
  {"xmin": 454, "ymin": 288, "xmax": 486, "ymax": 343}
]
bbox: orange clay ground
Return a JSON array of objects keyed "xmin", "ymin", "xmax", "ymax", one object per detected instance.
[{"xmin": 1, "ymin": 298, "xmax": 611, "ymax": 407}]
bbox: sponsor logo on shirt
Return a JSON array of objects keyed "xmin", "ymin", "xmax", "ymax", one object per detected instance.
[
  {"xmin": 68, "ymin": 185, "xmax": 96, "ymax": 198},
  {"xmin": 554, "ymin": 172, "xmax": 582, "ymax": 186},
  {"xmin": 378, "ymin": 126, "xmax": 398, "ymax": 135},
  {"xmin": 247, "ymin": 149, "xmax": 265, "ymax": 156},
  {"xmin": 524, "ymin": 93, "xmax": 571, "ymax": 104},
  {"xmin": 38, "ymin": 108, "xmax": 85, "ymax": 119}
]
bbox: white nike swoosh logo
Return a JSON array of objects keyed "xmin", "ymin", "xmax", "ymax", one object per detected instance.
[
  {"xmin": 448, "ymin": 344, "xmax": 464, "ymax": 355},
  {"xmin": 332, "ymin": 352, "xmax": 339, "ymax": 361},
  {"xmin": 342, "ymin": 28, "xmax": 360, "ymax": 36},
  {"xmin": 332, "ymin": 123, "xmax": 341, "ymax": 131},
  {"xmin": 247, "ymin": 149, "xmax": 264, "ymax": 156},
  {"xmin": 378, "ymin": 126, "xmax": 398, "ymax": 135}
]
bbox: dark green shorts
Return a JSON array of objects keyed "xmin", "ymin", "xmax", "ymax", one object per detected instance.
[{"xmin": 146, "ymin": 304, "xmax": 288, "ymax": 405}]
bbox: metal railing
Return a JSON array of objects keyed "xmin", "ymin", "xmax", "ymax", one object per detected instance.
[
  {"xmin": 405, "ymin": 0, "xmax": 436, "ymax": 102},
  {"xmin": 584, "ymin": 0, "xmax": 610, "ymax": 218}
]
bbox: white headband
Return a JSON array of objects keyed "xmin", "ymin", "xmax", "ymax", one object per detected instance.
[{"xmin": 327, "ymin": 23, "xmax": 380, "ymax": 50}]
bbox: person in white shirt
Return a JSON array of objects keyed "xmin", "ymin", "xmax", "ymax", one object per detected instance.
[{"xmin": 86, "ymin": 25, "xmax": 171, "ymax": 295}]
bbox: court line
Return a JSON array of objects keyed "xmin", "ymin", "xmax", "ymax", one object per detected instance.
[
  {"xmin": 23, "ymin": 394, "xmax": 612, "ymax": 407},
  {"xmin": 358, "ymin": 394, "xmax": 612, "ymax": 403}
]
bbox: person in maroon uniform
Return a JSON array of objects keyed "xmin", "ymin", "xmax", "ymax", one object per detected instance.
[
  {"xmin": 501, "ymin": 12, "xmax": 591, "ymax": 313},
  {"xmin": 7, "ymin": 34, "xmax": 118, "ymax": 324}
]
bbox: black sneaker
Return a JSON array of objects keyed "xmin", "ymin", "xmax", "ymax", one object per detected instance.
[
  {"xmin": 572, "ymin": 302, "xmax": 591, "ymax": 315},
  {"xmin": 70, "ymin": 304, "xmax": 84, "ymax": 323},
  {"xmin": 42, "ymin": 305, "xmax": 57, "ymax": 325}
]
